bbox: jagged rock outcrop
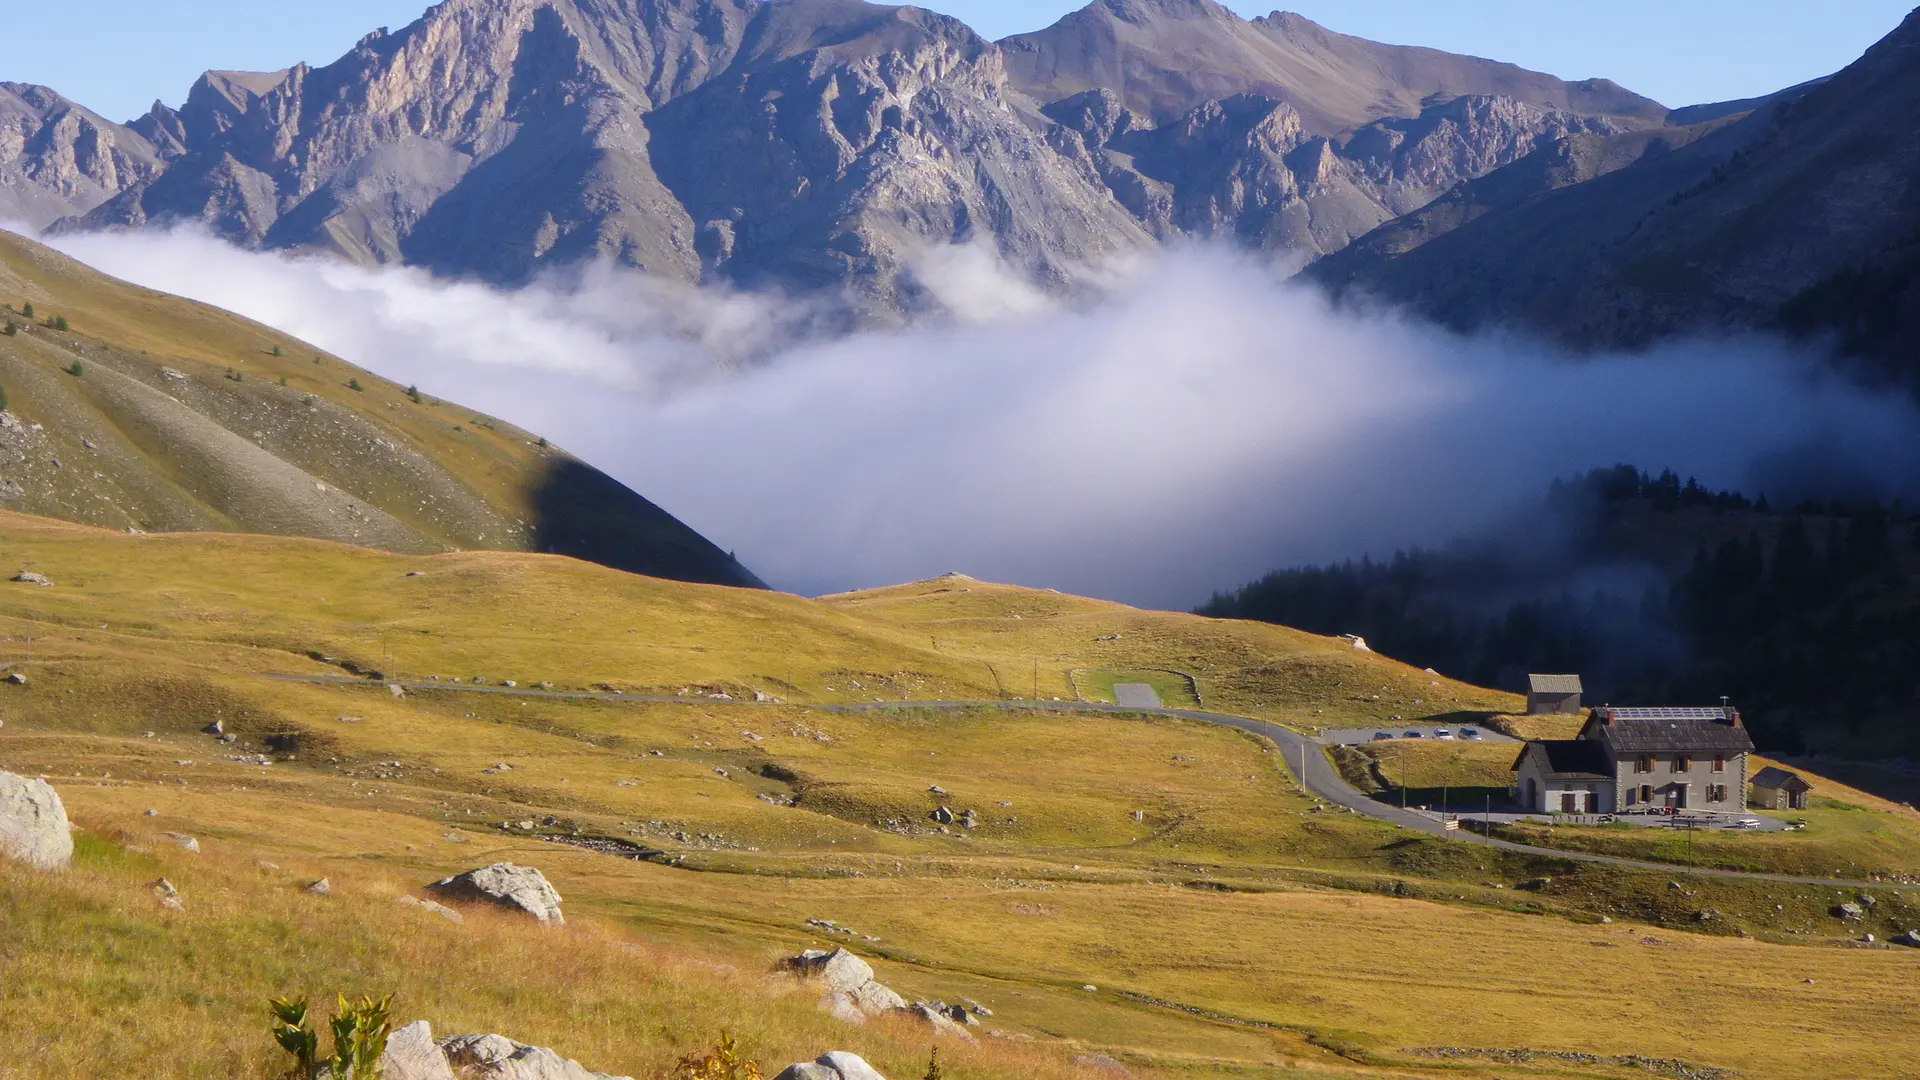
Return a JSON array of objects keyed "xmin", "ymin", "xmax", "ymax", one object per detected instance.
[
  {"xmin": 1049, "ymin": 86, "xmax": 1641, "ymax": 257},
  {"xmin": 0, "ymin": 84, "xmax": 167, "ymax": 228},
  {"xmin": 0, "ymin": 770, "xmax": 72, "ymax": 870},
  {"xmin": 785, "ymin": 947, "xmax": 908, "ymax": 1019},
  {"xmin": 0, "ymin": 0, "xmax": 1673, "ymax": 308},
  {"xmin": 427, "ymin": 863, "xmax": 565, "ymax": 923}
]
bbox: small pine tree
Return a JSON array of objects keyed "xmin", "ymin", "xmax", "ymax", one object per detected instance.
[
  {"xmin": 271, "ymin": 345, "xmax": 282, "ymax": 357},
  {"xmin": 21, "ymin": 302, "xmax": 33, "ymax": 319},
  {"xmin": 2, "ymin": 321, "xmax": 14, "ymax": 336},
  {"xmin": 66, "ymin": 361, "xmax": 83, "ymax": 377},
  {"xmin": 347, "ymin": 378, "xmax": 364, "ymax": 392},
  {"xmin": 278, "ymin": 375, "xmax": 288, "ymax": 387},
  {"xmin": 537, "ymin": 436, "xmax": 548, "ymax": 448},
  {"xmin": 406, "ymin": 385, "xmax": 422, "ymax": 404},
  {"xmin": 50, "ymin": 315, "xmax": 68, "ymax": 331}
]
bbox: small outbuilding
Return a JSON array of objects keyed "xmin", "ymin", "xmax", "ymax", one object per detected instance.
[
  {"xmin": 1750, "ymin": 766, "xmax": 1811, "ymax": 810},
  {"xmin": 1527, "ymin": 674, "xmax": 1584, "ymax": 715}
]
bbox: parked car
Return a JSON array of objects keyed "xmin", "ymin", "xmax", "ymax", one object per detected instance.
[
  {"xmin": 1460, "ymin": 727, "xmax": 1482, "ymax": 740},
  {"xmin": 1434, "ymin": 729, "xmax": 1454, "ymax": 740},
  {"xmin": 1371, "ymin": 732, "xmax": 1394, "ymax": 742},
  {"xmin": 1733, "ymin": 818, "xmax": 1765, "ymax": 830},
  {"xmin": 1403, "ymin": 730, "xmax": 1424, "ymax": 739}
]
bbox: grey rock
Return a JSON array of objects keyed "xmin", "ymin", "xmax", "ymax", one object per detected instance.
[
  {"xmin": 1835, "ymin": 902, "xmax": 1866, "ymax": 921},
  {"xmin": 203, "ymin": 720, "xmax": 224, "ymax": 736},
  {"xmin": 164, "ymin": 833, "xmax": 201, "ymax": 853},
  {"xmin": 10, "ymin": 571, "xmax": 52, "ymax": 586},
  {"xmin": 1897, "ymin": 930, "xmax": 1920, "ymax": 948},
  {"xmin": 397, "ymin": 894, "xmax": 465, "ymax": 923},
  {"xmin": 849, "ymin": 979, "xmax": 908, "ymax": 1014},
  {"xmin": 818, "ymin": 991, "xmax": 867, "ymax": 1026},
  {"xmin": 898, "ymin": 1003, "xmax": 976, "ymax": 1040},
  {"xmin": 773, "ymin": 1052, "xmax": 888, "ymax": 1080},
  {"xmin": 438, "ymin": 1033, "xmax": 633, "ymax": 1080},
  {"xmin": 5, "ymin": 673, "xmax": 25, "ymax": 685},
  {"xmin": 381, "ymin": 1021, "xmax": 457, "ymax": 1080},
  {"xmin": 931, "ymin": 807, "xmax": 954, "ymax": 825},
  {"xmin": 306, "ymin": 878, "xmax": 331, "ymax": 896},
  {"xmin": 0, "ymin": 773, "xmax": 73, "ymax": 870},
  {"xmin": 428, "ymin": 863, "xmax": 564, "ymax": 924}
]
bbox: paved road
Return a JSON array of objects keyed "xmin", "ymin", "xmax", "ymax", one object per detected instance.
[
  {"xmin": 1112, "ymin": 683, "xmax": 1164, "ymax": 709},
  {"xmin": 1319, "ymin": 725, "xmax": 1520, "ymax": 746},
  {"xmin": 265, "ymin": 675, "xmax": 1918, "ymax": 892}
]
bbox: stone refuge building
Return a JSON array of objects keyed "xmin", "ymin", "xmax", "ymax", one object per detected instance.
[
  {"xmin": 1526, "ymin": 674, "xmax": 1584, "ymax": 715},
  {"xmin": 1512, "ymin": 706, "xmax": 1755, "ymax": 814},
  {"xmin": 1750, "ymin": 766, "xmax": 1812, "ymax": 810}
]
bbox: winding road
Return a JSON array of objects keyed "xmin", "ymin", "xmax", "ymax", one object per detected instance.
[{"xmin": 268, "ymin": 675, "xmax": 1919, "ymax": 892}]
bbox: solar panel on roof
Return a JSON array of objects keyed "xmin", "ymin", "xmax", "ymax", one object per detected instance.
[{"xmin": 1606, "ymin": 707, "xmax": 1728, "ymax": 721}]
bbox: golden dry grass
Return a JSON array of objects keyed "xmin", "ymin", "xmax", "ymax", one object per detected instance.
[{"xmin": 1, "ymin": 516, "xmax": 1918, "ymax": 1079}]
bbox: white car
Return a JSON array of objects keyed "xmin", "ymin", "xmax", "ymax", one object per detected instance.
[{"xmin": 1434, "ymin": 729, "xmax": 1454, "ymax": 740}]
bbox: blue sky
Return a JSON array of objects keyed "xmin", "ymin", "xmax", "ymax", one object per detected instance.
[{"xmin": 14, "ymin": 1, "xmax": 1915, "ymax": 122}]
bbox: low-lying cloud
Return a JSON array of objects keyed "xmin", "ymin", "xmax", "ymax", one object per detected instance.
[{"xmin": 40, "ymin": 226, "xmax": 1920, "ymax": 609}]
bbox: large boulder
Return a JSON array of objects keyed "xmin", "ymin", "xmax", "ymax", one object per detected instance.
[
  {"xmin": 427, "ymin": 863, "xmax": 564, "ymax": 924},
  {"xmin": 380, "ymin": 1021, "xmax": 456, "ymax": 1080},
  {"xmin": 774, "ymin": 1053, "xmax": 887, "ymax": 1080},
  {"xmin": 786, "ymin": 949, "xmax": 907, "ymax": 1020},
  {"xmin": 439, "ymin": 1033, "xmax": 632, "ymax": 1079},
  {"xmin": 0, "ymin": 771, "xmax": 72, "ymax": 870}
]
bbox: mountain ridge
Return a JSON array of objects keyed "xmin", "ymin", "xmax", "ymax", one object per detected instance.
[{"xmin": 1, "ymin": 0, "xmax": 1676, "ymax": 304}]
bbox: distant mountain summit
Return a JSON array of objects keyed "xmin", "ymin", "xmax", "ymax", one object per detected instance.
[
  {"xmin": 1315, "ymin": 8, "xmax": 1920, "ymax": 376},
  {"xmin": 0, "ymin": 0, "xmax": 1675, "ymax": 309}
]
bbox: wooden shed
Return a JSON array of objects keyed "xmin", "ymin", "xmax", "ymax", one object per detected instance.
[
  {"xmin": 1750, "ymin": 766, "xmax": 1811, "ymax": 810},
  {"xmin": 1527, "ymin": 674, "xmax": 1584, "ymax": 715}
]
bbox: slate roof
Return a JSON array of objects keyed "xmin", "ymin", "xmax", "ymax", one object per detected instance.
[
  {"xmin": 1528, "ymin": 674, "xmax": 1584, "ymax": 695},
  {"xmin": 1517, "ymin": 740, "xmax": 1615, "ymax": 781},
  {"xmin": 1588, "ymin": 708, "xmax": 1756, "ymax": 754},
  {"xmin": 1751, "ymin": 766, "xmax": 1811, "ymax": 791}
]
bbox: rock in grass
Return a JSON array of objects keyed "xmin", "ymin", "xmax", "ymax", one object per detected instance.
[
  {"xmin": 898, "ymin": 1003, "xmax": 976, "ymax": 1040},
  {"xmin": 380, "ymin": 1021, "xmax": 456, "ymax": 1080},
  {"xmin": 775, "ymin": 1053, "xmax": 889, "ymax": 1080},
  {"xmin": 427, "ymin": 863, "xmax": 564, "ymax": 924},
  {"xmin": 396, "ymin": 894, "xmax": 464, "ymax": 923},
  {"xmin": 0, "ymin": 771, "xmax": 73, "ymax": 870},
  {"xmin": 305, "ymin": 878, "xmax": 331, "ymax": 896},
  {"xmin": 787, "ymin": 949, "xmax": 908, "ymax": 1017},
  {"xmin": 1897, "ymin": 930, "xmax": 1920, "ymax": 948},
  {"xmin": 164, "ymin": 832, "xmax": 201, "ymax": 853},
  {"xmin": 1834, "ymin": 902, "xmax": 1866, "ymax": 921},
  {"xmin": 10, "ymin": 571, "xmax": 51, "ymax": 586},
  {"xmin": 438, "ymin": 1033, "xmax": 632, "ymax": 1079}
]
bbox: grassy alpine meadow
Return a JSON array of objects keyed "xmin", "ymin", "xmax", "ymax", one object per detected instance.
[{"xmin": 2, "ymin": 514, "xmax": 1920, "ymax": 1078}]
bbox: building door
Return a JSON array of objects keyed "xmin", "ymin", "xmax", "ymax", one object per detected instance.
[
  {"xmin": 1672, "ymin": 785, "xmax": 1689, "ymax": 810},
  {"xmin": 1561, "ymin": 792, "xmax": 1578, "ymax": 814}
]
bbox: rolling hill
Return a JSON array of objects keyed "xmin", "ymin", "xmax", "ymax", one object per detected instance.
[
  {"xmin": 0, "ymin": 227, "xmax": 758, "ymax": 586},
  {"xmin": 2, "ymin": 512, "xmax": 1920, "ymax": 1078}
]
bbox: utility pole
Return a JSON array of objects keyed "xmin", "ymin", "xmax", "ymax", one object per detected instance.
[{"xmin": 1033, "ymin": 659, "xmax": 1038, "ymax": 702}]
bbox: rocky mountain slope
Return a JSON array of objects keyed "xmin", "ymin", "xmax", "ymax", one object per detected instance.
[
  {"xmin": 0, "ymin": 0, "xmax": 1675, "ymax": 306},
  {"xmin": 0, "ymin": 227, "xmax": 758, "ymax": 586},
  {"xmin": 1316, "ymin": 10, "xmax": 1920, "ymax": 374}
]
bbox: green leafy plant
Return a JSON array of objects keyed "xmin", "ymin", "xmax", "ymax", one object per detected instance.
[
  {"xmin": 50, "ymin": 315, "xmax": 68, "ymax": 331},
  {"xmin": 271, "ymin": 345, "xmax": 283, "ymax": 357},
  {"xmin": 279, "ymin": 375, "xmax": 289, "ymax": 387},
  {"xmin": 269, "ymin": 997, "xmax": 321, "ymax": 1080},
  {"xmin": 227, "ymin": 368, "xmax": 245, "ymax": 383},
  {"xmin": 537, "ymin": 437, "xmax": 548, "ymax": 449},
  {"xmin": 268, "ymin": 994, "xmax": 392, "ymax": 1080},
  {"xmin": 347, "ymin": 378, "xmax": 364, "ymax": 392},
  {"xmin": 673, "ymin": 1033, "xmax": 762, "ymax": 1080},
  {"xmin": 20, "ymin": 302, "xmax": 32, "ymax": 319},
  {"xmin": 2, "ymin": 321, "xmax": 16, "ymax": 336},
  {"xmin": 65, "ymin": 361, "xmax": 83, "ymax": 377},
  {"xmin": 406, "ymin": 385, "xmax": 422, "ymax": 404}
]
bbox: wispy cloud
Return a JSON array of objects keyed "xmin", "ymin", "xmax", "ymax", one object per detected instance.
[{"xmin": 40, "ymin": 225, "xmax": 1920, "ymax": 608}]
